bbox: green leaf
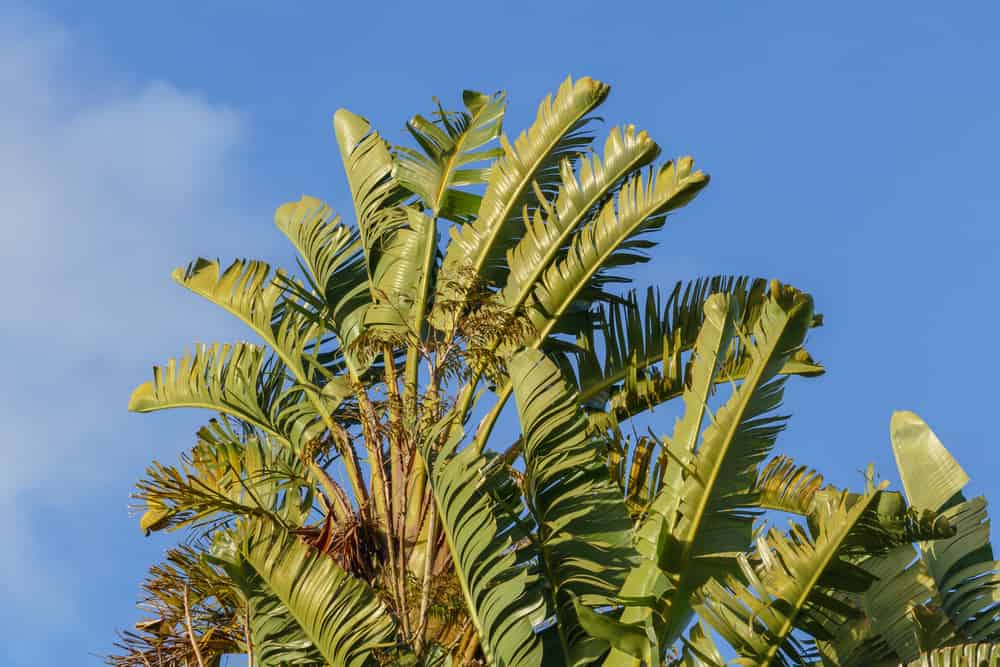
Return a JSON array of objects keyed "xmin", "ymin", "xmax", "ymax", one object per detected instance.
[
  {"xmin": 171, "ymin": 258, "xmax": 322, "ymax": 383},
  {"xmin": 902, "ymin": 643, "xmax": 1000, "ymax": 666},
  {"xmin": 524, "ymin": 154, "xmax": 708, "ymax": 342},
  {"xmin": 610, "ymin": 289, "xmax": 814, "ymax": 660},
  {"xmin": 236, "ymin": 518, "xmax": 397, "ymax": 667},
  {"xmin": 127, "ymin": 342, "xmax": 328, "ymax": 455},
  {"xmin": 696, "ymin": 486, "xmax": 886, "ymax": 667},
  {"xmin": 333, "ymin": 108, "xmax": 408, "ymax": 255},
  {"xmin": 892, "ymin": 411, "xmax": 1000, "ymax": 643},
  {"xmin": 500, "ymin": 124, "xmax": 661, "ymax": 310},
  {"xmin": 129, "ymin": 343, "xmax": 282, "ymax": 434},
  {"xmin": 396, "ymin": 90, "xmax": 506, "ymax": 219},
  {"xmin": 418, "ymin": 418, "xmax": 548, "ymax": 666},
  {"xmin": 510, "ymin": 348, "xmax": 638, "ymax": 662},
  {"xmin": 274, "ymin": 195, "xmax": 371, "ymax": 364},
  {"xmin": 572, "ymin": 278, "xmax": 824, "ymax": 417},
  {"xmin": 891, "ymin": 411, "xmax": 970, "ymax": 513},
  {"xmin": 439, "ymin": 75, "xmax": 609, "ymax": 296},
  {"xmin": 135, "ymin": 419, "xmax": 314, "ymax": 536}
]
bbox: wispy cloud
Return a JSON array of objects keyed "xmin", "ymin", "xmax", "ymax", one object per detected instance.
[{"xmin": 0, "ymin": 8, "xmax": 250, "ymax": 651}]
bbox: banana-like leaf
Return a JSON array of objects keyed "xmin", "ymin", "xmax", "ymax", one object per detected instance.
[
  {"xmin": 510, "ymin": 349, "xmax": 638, "ymax": 664},
  {"xmin": 212, "ymin": 531, "xmax": 326, "ymax": 666},
  {"xmin": 129, "ymin": 342, "xmax": 282, "ymax": 435},
  {"xmin": 752, "ymin": 455, "xmax": 826, "ymax": 515},
  {"xmin": 696, "ymin": 485, "xmax": 887, "ymax": 667},
  {"xmin": 500, "ymin": 124, "xmax": 661, "ymax": 309},
  {"xmin": 439, "ymin": 76, "xmax": 609, "ymax": 296},
  {"xmin": 575, "ymin": 278, "xmax": 823, "ymax": 415},
  {"xmin": 418, "ymin": 418, "xmax": 548, "ymax": 666},
  {"xmin": 235, "ymin": 518, "xmax": 397, "ymax": 667},
  {"xmin": 274, "ymin": 195, "xmax": 371, "ymax": 364},
  {"xmin": 333, "ymin": 108, "xmax": 419, "ymax": 327},
  {"xmin": 333, "ymin": 108, "xmax": 409, "ymax": 255},
  {"xmin": 607, "ymin": 289, "xmax": 814, "ymax": 664},
  {"xmin": 814, "ymin": 543, "xmax": 936, "ymax": 666},
  {"xmin": 891, "ymin": 412, "xmax": 1000, "ymax": 643},
  {"xmin": 902, "ymin": 643, "xmax": 1000, "ymax": 666},
  {"xmin": 136, "ymin": 419, "xmax": 315, "ymax": 536},
  {"xmin": 372, "ymin": 207, "xmax": 433, "ymax": 318},
  {"xmin": 172, "ymin": 258, "xmax": 323, "ymax": 383},
  {"xmin": 525, "ymin": 154, "xmax": 708, "ymax": 341},
  {"xmin": 396, "ymin": 90, "xmax": 506, "ymax": 219},
  {"xmin": 127, "ymin": 342, "xmax": 331, "ymax": 456}
]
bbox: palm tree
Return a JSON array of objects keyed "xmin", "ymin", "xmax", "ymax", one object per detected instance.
[{"xmin": 109, "ymin": 77, "xmax": 999, "ymax": 666}]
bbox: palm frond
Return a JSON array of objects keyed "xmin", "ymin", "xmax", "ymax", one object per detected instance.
[
  {"xmin": 525, "ymin": 154, "xmax": 708, "ymax": 342},
  {"xmin": 274, "ymin": 195, "xmax": 371, "ymax": 364},
  {"xmin": 903, "ymin": 643, "xmax": 1000, "ymax": 667},
  {"xmin": 333, "ymin": 108, "xmax": 409, "ymax": 256},
  {"xmin": 611, "ymin": 289, "xmax": 814, "ymax": 656},
  {"xmin": 333, "ymin": 108, "xmax": 419, "ymax": 332},
  {"xmin": 233, "ymin": 518, "xmax": 397, "ymax": 667},
  {"xmin": 574, "ymin": 277, "xmax": 824, "ymax": 414},
  {"xmin": 500, "ymin": 124, "xmax": 660, "ymax": 309},
  {"xmin": 127, "ymin": 342, "xmax": 336, "ymax": 458},
  {"xmin": 135, "ymin": 418, "xmax": 315, "ymax": 536},
  {"xmin": 892, "ymin": 412, "xmax": 1000, "ymax": 643},
  {"xmin": 129, "ymin": 343, "xmax": 284, "ymax": 435},
  {"xmin": 439, "ymin": 75, "xmax": 609, "ymax": 297},
  {"xmin": 417, "ymin": 416, "xmax": 548, "ymax": 666},
  {"xmin": 696, "ymin": 485, "xmax": 886, "ymax": 667},
  {"xmin": 396, "ymin": 90, "xmax": 505, "ymax": 219},
  {"xmin": 172, "ymin": 258, "xmax": 324, "ymax": 383},
  {"xmin": 510, "ymin": 348, "xmax": 638, "ymax": 662}
]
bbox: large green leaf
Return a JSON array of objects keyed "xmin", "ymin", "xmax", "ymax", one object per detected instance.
[
  {"xmin": 572, "ymin": 278, "xmax": 823, "ymax": 414},
  {"xmin": 274, "ymin": 195, "xmax": 371, "ymax": 365},
  {"xmin": 127, "ymin": 342, "xmax": 332, "ymax": 456},
  {"xmin": 172, "ymin": 258, "xmax": 323, "ymax": 383},
  {"xmin": 136, "ymin": 418, "xmax": 315, "ymax": 536},
  {"xmin": 212, "ymin": 531, "xmax": 326, "ymax": 666},
  {"xmin": 333, "ymin": 108, "xmax": 417, "ymax": 328},
  {"xmin": 510, "ymin": 348, "xmax": 638, "ymax": 664},
  {"xmin": 814, "ymin": 543, "xmax": 936, "ymax": 666},
  {"xmin": 902, "ymin": 643, "xmax": 1000, "ymax": 666},
  {"xmin": 696, "ymin": 485, "xmax": 886, "ymax": 667},
  {"xmin": 500, "ymin": 124, "xmax": 661, "ymax": 310},
  {"xmin": 333, "ymin": 108, "xmax": 409, "ymax": 256},
  {"xmin": 130, "ymin": 343, "xmax": 283, "ymax": 435},
  {"xmin": 606, "ymin": 288, "xmax": 814, "ymax": 664},
  {"xmin": 439, "ymin": 75, "xmax": 609, "ymax": 296},
  {"xmin": 418, "ymin": 417, "xmax": 548, "ymax": 666},
  {"xmin": 524, "ymin": 154, "xmax": 708, "ymax": 342},
  {"xmin": 891, "ymin": 412, "xmax": 1000, "ymax": 643},
  {"xmin": 395, "ymin": 90, "xmax": 506, "ymax": 219},
  {"xmin": 471, "ymin": 158, "xmax": 712, "ymax": 453},
  {"xmin": 235, "ymin": 518, "xmax": 397, "ymax": 667}
]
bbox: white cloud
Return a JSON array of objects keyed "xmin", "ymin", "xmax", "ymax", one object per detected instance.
[{"xmin": 0, "ymin": 8, "xmax": 250, "ymax": 626}]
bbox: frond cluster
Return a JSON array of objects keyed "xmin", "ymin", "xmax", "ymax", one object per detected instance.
[{"xmin": 109, "ymin": 76, "xmax": 997, "ymax": 667}]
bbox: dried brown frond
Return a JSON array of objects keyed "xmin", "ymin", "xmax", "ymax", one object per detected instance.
[
  {"xmin": 105, "ymin": 546, "xmax": 243, "ymax": 667},
  {"xmin": 291, "ymin": 510, "xmax": 385, "ymax": 580}
]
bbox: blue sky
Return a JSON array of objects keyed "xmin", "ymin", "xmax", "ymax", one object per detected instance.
[{"xmin": 1, "ymin": 2, "xmax": 998, "ymax": 663}]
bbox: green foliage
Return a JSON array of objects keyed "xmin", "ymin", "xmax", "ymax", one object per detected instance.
[{"xmin": 110, "ymin": 77, "xmax": 1000, "ymax": 667}]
